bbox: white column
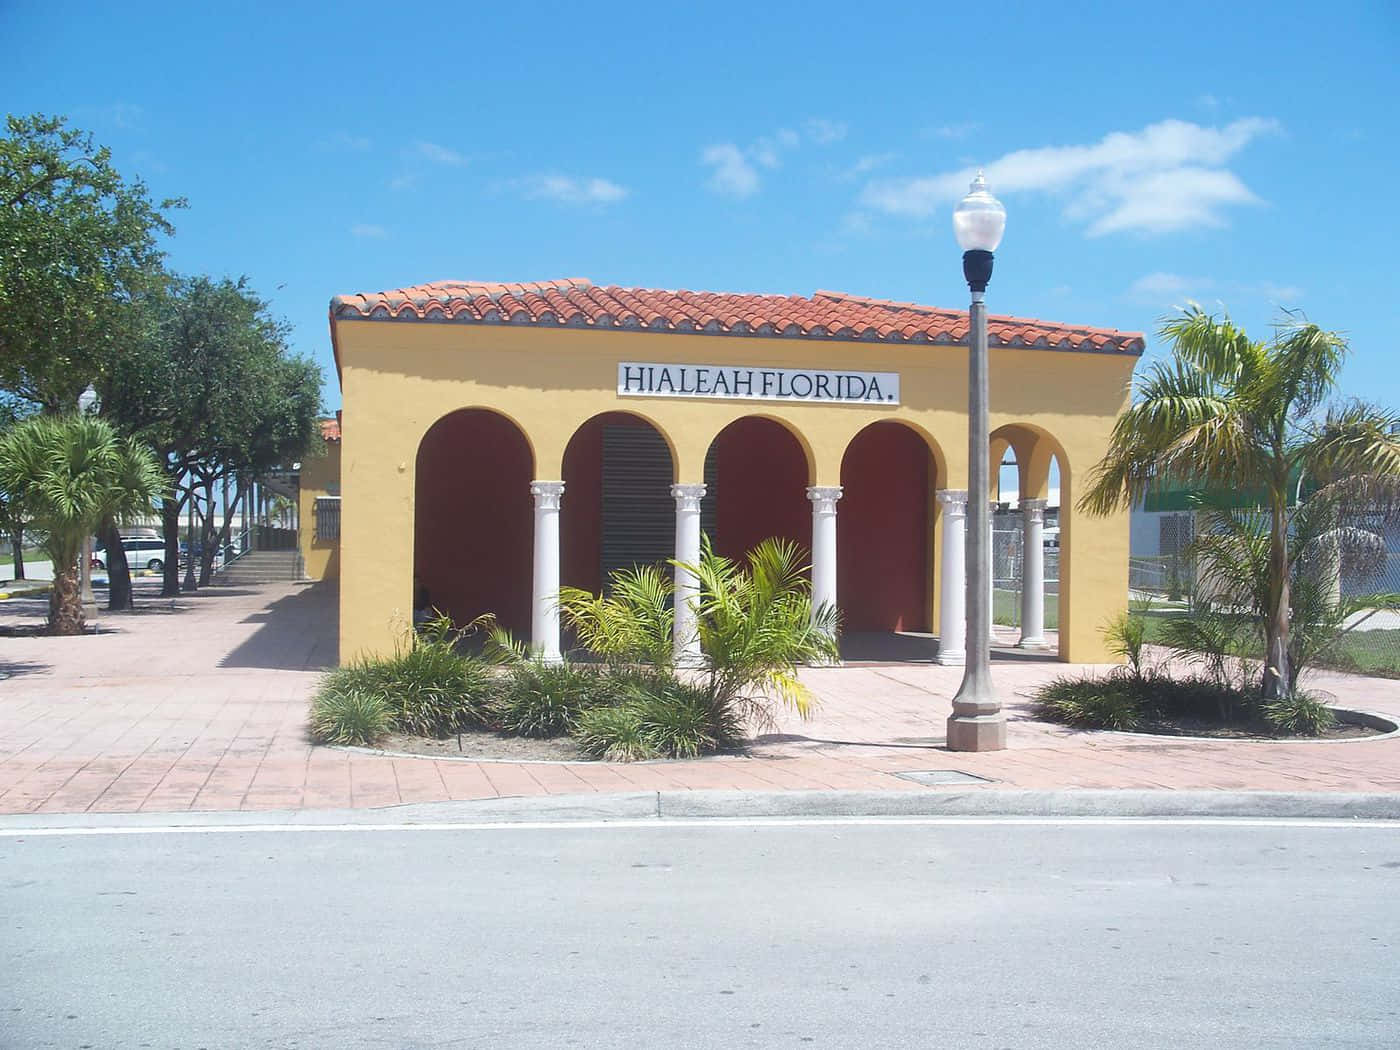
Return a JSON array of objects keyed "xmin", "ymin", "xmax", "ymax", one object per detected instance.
[
  {"xmin": 1019, "ymin": 498, "xmax": 1047, "ymax": 648},
  {"xmin": 671, "ymin": 483, "xmax": 706, "ymax": 666},
  {"xmin": 807, "ymin": 486, "xmax": 842, "ymax": 629},
  {"xmin": 530, "ymin": 480, "xmax": 565, "ymax": 663},
  {"xmin": 936, "ymin": 490, "xmax": 967, "ymax": 666}
]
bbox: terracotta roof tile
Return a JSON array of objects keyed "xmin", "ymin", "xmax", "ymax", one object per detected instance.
[{"xmin": 329, "ymin": 278, "xmax": 1145, "ymax": 354}]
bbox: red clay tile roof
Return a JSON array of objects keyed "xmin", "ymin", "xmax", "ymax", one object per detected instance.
[
  {"xmin": 319, "ymin": 417, "xmax": 340, "ymax": 442},
  {"xmin": 329, "ymin": 278, "xmax": 1144, "ymax": 353}
]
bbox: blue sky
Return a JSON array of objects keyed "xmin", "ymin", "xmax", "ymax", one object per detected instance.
[{"xmin": 5, "ymin": 1, "xmax": 1397, "ymax": 413}]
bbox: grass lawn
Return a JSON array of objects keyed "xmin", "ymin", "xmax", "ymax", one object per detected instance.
[
  {"xmin": 1133, "ymin": 612, "xmax": 1399, "ymax": 679},
  {"xmin": 993, "ymin": 587, "xmax": 1059, "ymax": 630}
]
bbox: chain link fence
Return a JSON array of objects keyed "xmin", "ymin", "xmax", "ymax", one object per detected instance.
[
  {"xmin": 1129, "ymin": 513, "xmax": 1399, "ymax": 677},
  {"xmin": 991, "ymin": 514, "xmax": 1059, "ymax": 630}
]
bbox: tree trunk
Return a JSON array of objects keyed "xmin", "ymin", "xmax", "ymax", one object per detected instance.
[
  {"xmin": 49, "ymin": 560, "xmax": 85, "ymax": 635},
  {"xmin": 10, "ymin": 528, "xmax": 24, "ymax": 580},
  {"xmin": 1262, "ymin": 504, "xmax": 1292, "ymax": 700},
  {"xmin": 103, "ymin": 518, "xmax": 133, "ymax": 611},
  {"xmin": 198, "ymin": 476, "xmax": 219, "ymax": 586},
  {"xmin": 183, "ymin": 484, "xmax": 198, "ymax": 592},
  {"xmin": 161, "ymin": 497, "xmax": 182, "ymax": 597}
]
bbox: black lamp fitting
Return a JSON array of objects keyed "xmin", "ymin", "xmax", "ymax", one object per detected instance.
[{"xmin": 962, "ymin": 249, "xmax": 994, "ymax": 293}]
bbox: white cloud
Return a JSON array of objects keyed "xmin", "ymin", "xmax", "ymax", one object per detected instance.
[
  {"xmin": 1248, "ymin": 281, "xmax": 1303, "ymax": 303},
  {"xmin": 839, "ymin": 211, "xmax": 873, "ymax": 236},
  {"xmin": 107, "ymin": 103, "xmax": 144, "ymax": 129},
  {"xmin": 1127, "ymin": 273, "xmax": 1303, "ymax": 306},
  {"xmin": 702, "ymin": 118, "xmax": 848, "ymax": 196},
  {"xmin": 860, "ymin": 117, "xmax": 1280, "ymax": 236},
  {"xmin": 702, "ymin": 143, "xmax": 760, "ymax": 197},
  {"xmin": 414, "ymin": 140, "xmax": 467, "ymax": 166},
  {"xmin": 842, "ymin": 152, "xmax": 898, "ymax": 180},
  {"xmin": 926, "ymin": 122, "xmax": 978, "ymax": 140},
  {"xmin": 516, "ymin": 175, "xmax": 628, "ymax": 205},
  {"xmin": 1128, "ymin": 272, "xmax": 1210, "ymax": 301},
  {"xmin": 350, "ymin": 223, "xmax": 387, "ymax": 238},
  {"xmin": 804, "ymin": 118, "xmax": 848, "ymax": 145},
  {"xmin": 388, "ymin": 173, "xmax": 417, "ymax": 191}
]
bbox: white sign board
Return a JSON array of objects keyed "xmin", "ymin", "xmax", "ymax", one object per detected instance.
[{"xmin": 618, "ymin": 362, "xmax": 899, "ymax": 405}]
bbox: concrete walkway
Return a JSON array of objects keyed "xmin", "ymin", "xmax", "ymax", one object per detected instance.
[{"xmin": 1, "ymin": 581, "xmax": 1398, "ymax": 815}]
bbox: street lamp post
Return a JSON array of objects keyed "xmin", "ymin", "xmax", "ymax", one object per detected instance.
[
  {"xmin": 948, "ymin": 172, "xmax": 1007, "ymax": 752},
  {"xmin": 77, "ymin": 384, "xmax": 99, "ymax": 619}
]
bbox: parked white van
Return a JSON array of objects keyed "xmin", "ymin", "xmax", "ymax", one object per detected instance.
[{"xmin": 92, "ymin": 538, "xmax": 168, "ymax": 573}]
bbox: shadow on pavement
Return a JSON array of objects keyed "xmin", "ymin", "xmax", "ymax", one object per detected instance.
[
  {"xmin": 221, "ymin": 582, "xmax": 338, "ymax": 671},
  {"xmin": 0, "ymin": 659, "xmax": 49, "ymax": 679},
  {"xmin": 838, "ymin": 631, "xmax": 1061, "ymax": 664}
]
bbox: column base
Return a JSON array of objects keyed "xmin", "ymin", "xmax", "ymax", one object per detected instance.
[
  {"xmin": 934, "ymin": 650, "xmax": 965, "ymax": 666},
  {"xmin": 1016, "ymin": 635, "xmax": 1047, "ymax": 650},
  {"xmin": 946, "ymin": 712, "xmax": 1007, "ymax": 752}
]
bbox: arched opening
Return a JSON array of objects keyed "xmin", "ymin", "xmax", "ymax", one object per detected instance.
[
  {"xmin": 838, "ymin": 421, "xmax": 936, "ymax": 631},
  {"xmin": 989, "ymin": 423, "xmax": 1068, "ymax": 656},
  {"xmin": 562, "ymin": 412, "xmax": 676, "ymax": 595},
  {"xmin": 703, "ymin": 417, "xmax": 811, "ymax": 564},
  {"xmin": 414, "ymin": 408, "xmax": 534, "ymax": 635}
]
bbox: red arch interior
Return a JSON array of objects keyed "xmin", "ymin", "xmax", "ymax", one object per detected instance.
[
  {"xmin": 838, "ymin": 422, "xmax": 932, "ymax": 632},
  {"xmin": 414, "ymin": 410, "xmax": 534, "ymax": 636},
  {"xmin": 708, "ymin": 417, "xmax": 810, "ymax": 566}
]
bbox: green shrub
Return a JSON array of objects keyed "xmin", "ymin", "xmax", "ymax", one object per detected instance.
[
  {"xmin": 574, "ymin": 705, "xmax": 658, "ymax": 762},
  {"xmin": 308, "ymin": 688, "xmax": 393, "ymax": 747},
  {"xmin": 315, "ymin": 615, "xmax": 497, "ymax": 739},
  {"xmin": 633, "ymin": 676, "xmax": 746, "ymax": 759},
  {"xmin": 1035, "ymin": 674, "xmax": 1143, "ymax": 731},
  {"xmin": 1103, "ymin": 608, "xmax": 1150, "ymax": 679},
  {"xmin": 1263, "ymin": 692, "xmax": 1336, "ymax": 736},
  {"xmin": 1141, "ymin": 672, "xmax": 1255, "ymax": 724},
  {"xmin": 494, "ymin": 661, "xmax": 605, "ymax": 738}
]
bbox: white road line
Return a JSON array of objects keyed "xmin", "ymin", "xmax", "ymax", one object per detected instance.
[{"xmin": 1, "ymin": 816, "xmax": 1398, "ymax": 837}]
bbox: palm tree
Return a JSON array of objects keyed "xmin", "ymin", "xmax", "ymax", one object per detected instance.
[
  {"xmin": 559, "ymin": 536, "xmax": 840, "ymax": 727},
  {"xmin": 0, "ymin": 414, "xmax": 163, "ymax": 634},
  {"xmin": 1081, "ymin": 305, "xmax": 1400, "ymax": 699}
]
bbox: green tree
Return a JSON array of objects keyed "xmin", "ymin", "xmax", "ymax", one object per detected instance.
[
  {"xmin": 100, "ymin": 275, "xmax": 322, "ymax": 599},
  {"xmin": 0, "ymin": 414, "xmax": 162, "ymax": 634},
  {"xmin": 0, "ymin": 397, "xmax": 36, "ymax": 577},
  {"xmin": 1082, "ymin": 305, "xmax": 1400, "ymax": 698},
  {"xmin": 0, "ymin": 114, "xmax": 182, "ymax": 410},
  {"xmin": 560, "ymin": 536, "xmax": 839, "ymax": 725}
]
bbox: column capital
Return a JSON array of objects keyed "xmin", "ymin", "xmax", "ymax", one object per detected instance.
[
  {"xmin": 530, "ymin": 480, "xmax": 565, "ymax": 510},
  {"xmin": 1022, "ymin": 497, "xmax": 1047, "ymax": 522},
  {"xmin": 806, "ymin": 485, "xmax": 843, "ymax": 510},
  {"xmin": 670, "ymin": 483, "xmax": 706, "ymax": 513},
  {"xmin": 936, "ymin": 488, "xmax": 969, "ymax": 513}
]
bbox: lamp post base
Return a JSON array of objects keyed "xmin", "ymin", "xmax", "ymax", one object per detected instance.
[{"xmin": 946, "ymin": 712, "xmax": 1007, "ymax": 752}]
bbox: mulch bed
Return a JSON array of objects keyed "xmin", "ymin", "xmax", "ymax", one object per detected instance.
[
  {"xmin": 376, "ymin": 731, "xmax": 586, "ymax": 761},
  {"xmin": 1126, "ymin": 716, "xmax": 1379, "ymax": 740}
]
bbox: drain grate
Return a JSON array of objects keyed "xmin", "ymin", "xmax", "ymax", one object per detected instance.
[{"xmin": 893, "ymin": 769, "xmax": 995, "ymax": 786}]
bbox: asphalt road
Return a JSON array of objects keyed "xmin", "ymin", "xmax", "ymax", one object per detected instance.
[{"xmin": 3, "ymin": 818, "xmax": 1398, "ymax": 1049}]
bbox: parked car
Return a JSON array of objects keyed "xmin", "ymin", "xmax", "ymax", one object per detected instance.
[{"xmin": 92, "ymin": 538, "xmax": 169, "ymax": 573}]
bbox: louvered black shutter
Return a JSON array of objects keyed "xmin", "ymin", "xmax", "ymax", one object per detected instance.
[{"xmin": 600, "ymin": 425, "xmax": 674, "ymax": 589}]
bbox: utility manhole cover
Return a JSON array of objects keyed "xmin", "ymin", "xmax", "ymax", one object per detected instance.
[{"xmin": 893, "ymin": 770, "xmax": 995, "ymax": 786}]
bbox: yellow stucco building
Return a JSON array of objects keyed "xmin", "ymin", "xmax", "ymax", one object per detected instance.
[{"xmin": 310, "ymin": 278, "xmax": 1143, "ymax": 667}]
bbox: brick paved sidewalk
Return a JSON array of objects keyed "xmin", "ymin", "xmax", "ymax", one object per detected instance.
[{"xmin": 1, "ymin": 581, "xmax": 1398, "ymax": 816}]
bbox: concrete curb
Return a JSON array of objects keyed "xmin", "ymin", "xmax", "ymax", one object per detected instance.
[{"xmin": 4, "ymin": 788, "xmax": 1400, "ymax": 830}]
